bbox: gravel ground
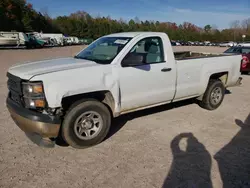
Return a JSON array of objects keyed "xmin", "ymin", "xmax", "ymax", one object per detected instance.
[{"xmin": 0, "ymin": 46, "xmax": 249, "ymax": 188}]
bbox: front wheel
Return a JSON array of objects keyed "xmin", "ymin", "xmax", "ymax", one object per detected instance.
[
  {"xmin": 199, "ymin": 80, "xmax": 225, "ymax": 110},
  {"xmin": 62, "ymin": 99, "xmax": 111, "ymax": 148}
]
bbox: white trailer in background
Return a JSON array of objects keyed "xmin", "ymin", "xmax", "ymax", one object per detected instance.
[
  {"xmin": 39, "ymin": 33, "xmax": 64, "ymax": 46},
  {"xmin": 0, "ymin": 32, "xmax": 29, "ymax": 47}
]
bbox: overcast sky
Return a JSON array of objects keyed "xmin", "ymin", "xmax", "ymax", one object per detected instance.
[{"xmin": 29, "ymin": 0, "xmax": 250, "ymax": 29}]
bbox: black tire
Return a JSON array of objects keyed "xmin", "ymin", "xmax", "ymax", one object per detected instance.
[
  {"xmin": 199, "ymin": 80, "xmax": 225, "ymax": 110},
  {"xmin": 62, "ymin": 99, "xmax": 111, "ymax": 149}
]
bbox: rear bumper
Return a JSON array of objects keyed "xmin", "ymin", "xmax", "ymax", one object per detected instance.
[{"xmin": 6, "ymin": 98, "xmax": 61, "ymax": 138}]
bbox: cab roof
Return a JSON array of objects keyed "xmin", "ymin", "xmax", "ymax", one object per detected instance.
[{"xmin": 106, "ymin": 32, "xmax": 165, "ymax": 38}]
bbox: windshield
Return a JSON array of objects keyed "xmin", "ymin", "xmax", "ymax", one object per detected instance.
[{"xmin": 75, "ymin": 37, "xmax": 132, "ymax": 64}]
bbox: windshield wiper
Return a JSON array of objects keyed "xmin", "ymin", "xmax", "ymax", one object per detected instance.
[
  {"xmin": 74, "ymin": 56, "xmax": 110, "ymax": 64},
  {"xmin": 74, "ymin": 55, "xmax": 82, "ymax": 59},
  {"xmin": 74, "ymin": 56, "xmax": 92, "ymax": 60},
  {"xmin": 74, "ymin": 56, "xmax": 98, "ymax": 62}
]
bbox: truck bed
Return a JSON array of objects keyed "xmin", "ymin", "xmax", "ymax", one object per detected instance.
[
  {"xmin": 174, "ymin": 53, "xmax": 242, "ymax": 101},
  {"xmin": 174, "ymin": 51, "xmax": 227, "ymax": 60}
]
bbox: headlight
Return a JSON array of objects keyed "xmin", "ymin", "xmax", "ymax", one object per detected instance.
[
  {"xmin": 22, "ymin": 82, "xmax": 44, "ymax": 96},
  {"xmin": 23, "ymin": 98, "xmax": 46, "ymax": 108},
  {"xmin": 22, "ymin": 82, "xmax": 46, "ymax": 109}
]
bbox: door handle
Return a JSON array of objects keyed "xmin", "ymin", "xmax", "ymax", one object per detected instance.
[{"xmin": 161, "ymin": 68, "xmax": 172, "ymax": 72}]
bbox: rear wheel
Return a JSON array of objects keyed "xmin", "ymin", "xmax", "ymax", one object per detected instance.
[
  {"xmin": 62, "ymin": 99, "xmax": 111, "ymax": 148},
  {"xmin": 199, "ymin": 80, "xmax": 225, "ymax": 110}
]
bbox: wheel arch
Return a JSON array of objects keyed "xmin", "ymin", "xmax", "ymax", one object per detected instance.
[
  {"xmin": 209, "ymin": 72, "xmax": 228, "ymax": 86},
  {"xmin": 198, "ymin": 71, "xmax": 228, "ymax": 101},
  {"xmin": 61, "ymin": 90, "xmax": 115, "ymax": 117}
]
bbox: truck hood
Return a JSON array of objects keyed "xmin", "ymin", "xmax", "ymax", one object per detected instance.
[{"xmin": 8, "ymin": 57, "xmax": 100, "ymax": 80}]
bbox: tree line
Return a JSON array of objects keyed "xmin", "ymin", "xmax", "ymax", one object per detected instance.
[{"xmin": 1, "ymin": 0, "xmax": 250, "ymax": 42}]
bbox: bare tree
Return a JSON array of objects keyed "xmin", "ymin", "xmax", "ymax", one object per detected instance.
[
  {"xmin": 242, "ymin": 18, "xmax": 250, "ymax": 31},
  {"xmin": 230, "ymin": 20, "xmax": 241, "ymax": 41},
  {"xmin": 230, "ymin": 20, "xmax": 240, "ymax": 29}
]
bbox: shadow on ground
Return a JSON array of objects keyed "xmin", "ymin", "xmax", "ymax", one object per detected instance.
[
  {"xmin": 161, "ymin": 113, "xmax": 250, "ymax": 188},
  {"xmin": 162, "ymin": 133, "xmax": 213, "ymax": 188},
  {"xmin": 214, "ymin": 113, "xmax": 250, "ymax": 188},
  {"xmin": 107, "ymin": 88, "xmax": 232, "ymax": 140},
  {"xmin": 106, "ymin": 98, "xmax": 196, "ymax": 140}
]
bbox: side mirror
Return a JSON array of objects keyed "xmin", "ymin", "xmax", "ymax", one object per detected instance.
[{"xmin": 121, "ymin": 54, "xmax": 144, "ymax": 67}]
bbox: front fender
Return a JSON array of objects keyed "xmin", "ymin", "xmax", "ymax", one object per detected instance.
[{"xmin": 30, "ymin": 68, "xmax": 120, "ymax": 111}]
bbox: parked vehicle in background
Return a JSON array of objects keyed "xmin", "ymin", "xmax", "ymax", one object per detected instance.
[
  {"xmin": 176, "ymin": 42, "xmax": 181, "ymax": 46},
  {"xmin": 193, "ymin": 41, "xmax": 198, "ymax": 46},
  {"xmin": 179, "ymin": 41, "xmax": 185, "ymax": 46},
  {"xmin": 180, "ymin": 41, "xmax": 190, "ymax": 46},
  {"xmin": 188, "ymin": 41, "xmax": 195, "ymax": 46},
  {"xmin": 171, "ymin": 41, "xmax": 176, "ymax": 46},
  {"xmin": 6, "ymin": 32, "xmax": 242, "ymax": 148},
  {"xmin": 172, "ymin": 40, "xmax": 181, "ymax": 46},
  {"xmin": 26, "ymin": 33, "xmax": 45, "ymax": 48},
  {"xmin": 48, "ymin": 38, "xmax": 58, "ymax": 46},
  {"xmin": 70, "ymin": 37, "xmax": 80, "ymax": 45},
  {"xmin": 224, "ymin": 46, "xmax": 250, "ymax": 74},
  {"xmin": 79, "ymin": 38, "xmax": 94, "ymax": 45},
  {"xmin": 204, "ymin": 41, "xmax": 211, "ymax": 46},
  {"xmin": 199, "ymin": 42, "xmax": 204, "ymax": 46},
  {"xmin": 39, "ymin": 33, "xmax": 64, "ymax": 46},
  {"xmin": 220, "ymin": 41, "xmax": 237, "ymax": 47},
  {"xmin": 237, "ymin": 42, "xmax": 250, "ymax": 47},
  {"xmin": 0, "ymin": 32, "xmax": 29, "ymax": 47},
  {"xmin": 64, "ymin": 37, "xmax": 73, "ymax": 45},
  {"xmin": 64, "ymin": 37, "xmax": 80, "ymax": 45},
  {"xmin": 28, "ymin": 32, "xmax": 51, "ymax": 45},
  {"xmin": 171, "ymin": 40, "xmax": 181, "ymax": 46}
]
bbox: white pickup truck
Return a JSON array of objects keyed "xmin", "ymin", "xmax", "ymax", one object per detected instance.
[{"xmin": 6, "ymin": 32, "xmax": 242, "ymax": 148}]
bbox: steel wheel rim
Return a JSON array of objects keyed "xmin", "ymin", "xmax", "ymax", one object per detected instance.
[
  {"xmin": 210, "ymin": 87, "xmax": 223, "ymax": 105},
  {"xmin": 73, "ymin": 111, "xmax": 103, "ymax": 140}
]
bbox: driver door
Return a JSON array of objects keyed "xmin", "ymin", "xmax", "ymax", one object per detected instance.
[{"xmin": 117, "ymin": 37, "xmax": 176, "ymax": 112}]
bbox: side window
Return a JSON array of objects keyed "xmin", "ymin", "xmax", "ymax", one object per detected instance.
[{"xmin": 128, "ymin": 37, "xmax": 164, "ymax": 64}]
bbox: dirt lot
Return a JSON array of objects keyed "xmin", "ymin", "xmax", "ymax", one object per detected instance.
[{"xmin": 0, "ymin": 46, "xmax": 249, "ymax": 188}]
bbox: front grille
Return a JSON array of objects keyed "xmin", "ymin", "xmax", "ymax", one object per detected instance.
[
  {"xmin": 7, "ymin": 72, "xmax": 23, "ymax": 106},
  {"xmin": 7, "ymin": 79, "xmax": 18, "ymax": 92},
  {"xmin": 7, "ymin": 72, "xmax": 22, "ymax": 94}
]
